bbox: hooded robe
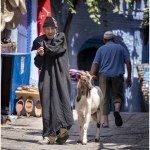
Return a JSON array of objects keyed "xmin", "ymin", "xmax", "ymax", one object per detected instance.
[{"xmin": 31, "ymin": 32, "xmax": 74, "ymax": 137}]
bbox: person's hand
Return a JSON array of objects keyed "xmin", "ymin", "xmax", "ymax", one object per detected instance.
[
  {"xmin": 37, "ymin": 47, "xmax": 44, "ymax": 56},
  {"xmin": 126, "ymin": 77, "xmax": 132, "ymax": 87}
]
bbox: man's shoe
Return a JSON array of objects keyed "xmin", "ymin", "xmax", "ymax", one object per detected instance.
[
  {"xmin": 114, "ymin": 111, "xmax": 123, "ymax": 127},
  {"xmin": 56, "ymin": 128, "xmax": 69, "ymax": 145},
  {"xmin": 38, "ymin": 137, "xmax": 50, "ymax": 145},
  {"xmin": 101, "ymin": 123, "xmax": 109, "ymax": 128},
  {"xmin": 48, "ymin": 132, "xmax": 56, "ymax": 144}
]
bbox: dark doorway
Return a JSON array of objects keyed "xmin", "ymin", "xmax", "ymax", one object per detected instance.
[
  {"xmin": 77, "ymin": 38, "xmax": 104, "ymax": 86},
  {"xmin": 77, "ymin": 47, "xmax": 97, "ymax": 71},
  {"xmin": 77, "ymin": 47, "xmax": 99, "ymax": 85}
]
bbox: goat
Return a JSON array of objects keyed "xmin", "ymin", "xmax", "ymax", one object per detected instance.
[{"xmin": 75, "ymin": 72, "xmax": 103, "ymax": 145}]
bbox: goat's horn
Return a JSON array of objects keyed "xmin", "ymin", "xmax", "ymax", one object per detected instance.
[
  {"xmin": 85, "ymin": 71, "xmax": 90, "ymax": 75},
  {"xmin": 78, "ymin": 70, "xmax": 86, "ymax": 75},
  {"xmin": 92, "ymin": 75, "xmax": 97, "ymax": 79}
]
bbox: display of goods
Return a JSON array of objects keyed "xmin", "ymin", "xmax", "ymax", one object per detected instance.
[
  {"xmin": 15, "ymin": 85, "xmax": 40, "ymax": 100},
  {"xmin": 1, "ymin": 43, "xmax": 11, "ymax": 53},
  {"xmin": 1, "ymin": 42, "xmax": 16, "ymax": 53},
  {"xmin": 136, "ymin": 63, "xmax": 149, "ymax": 112}
]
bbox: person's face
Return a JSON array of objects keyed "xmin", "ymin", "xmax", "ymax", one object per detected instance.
[{"xmin": 43, "ymin": 26, "xmax": 58, "ymax": 39}]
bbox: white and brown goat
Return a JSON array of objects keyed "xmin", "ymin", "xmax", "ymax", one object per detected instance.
[{"xmin": 75, "ymin": 72, "xmax": 103, "ymax": 145}]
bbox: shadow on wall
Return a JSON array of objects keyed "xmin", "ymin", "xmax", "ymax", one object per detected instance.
[{"xmin": 122, "ymin": 77, "xmax": 145, "ymax": 112}]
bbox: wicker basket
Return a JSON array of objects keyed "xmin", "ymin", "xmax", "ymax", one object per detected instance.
[
  {"xmin": 1, "ymin": 43, "xmax": 11, "ymax": 53},
  {"xmin": 1, "ymin": 42, "xmax": 16, "ymax": 53}
]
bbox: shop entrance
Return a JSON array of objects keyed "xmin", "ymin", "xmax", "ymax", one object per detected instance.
[
  {"xmin": 1, "ymin": 54, "xmax": 31, "ymax": 115},
  {"xmin": 77, "ymin": 38, "xmax": 104, "ymax": 86},
  {"xmin": 77, "ymin": 46, "xmax": 99, "ymax": 85}
]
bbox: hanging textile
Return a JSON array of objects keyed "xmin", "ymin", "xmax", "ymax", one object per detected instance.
[
  {"xmin": 37, "ymin": 0, "xmax": 52, "ymax": 76},
  {"xmin": 37, "ymin": 0, "xmax": 52, "ymax": 36}
]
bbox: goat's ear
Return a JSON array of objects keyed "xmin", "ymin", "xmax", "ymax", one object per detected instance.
[
  {"xmin": 92, "ymin": 75, "xmax": 97, "ymax": 80},
  {"xmin": 78, "ymin": 74, "xmax": 81, "ymax": 78}
]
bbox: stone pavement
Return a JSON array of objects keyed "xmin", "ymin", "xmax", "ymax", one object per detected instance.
[{"xmin": 1, "ymin": 110, "xmax": 149, "ymax": 150}]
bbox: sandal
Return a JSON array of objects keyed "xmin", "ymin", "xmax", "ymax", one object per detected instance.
[
  {"xmin": 101, "ymin": 123, "xmax": 109, "ymax": 128},
  {"xmin": 25, "ymin": 98, "xmax": 33, "ymax": 117},
  {"xmin": 15, "ymin": 99, "xmax": 24, "ymax": 116},
  {"xmin": 35, "ymin": 100, "xmax": 42, "ymax": 117},
  {"xmin": 114, "ymin": 111, "xmax": 123, "ymax": 127}
]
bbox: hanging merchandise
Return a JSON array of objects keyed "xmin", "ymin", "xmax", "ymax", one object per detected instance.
[
  {"xmin": 1, "ymin": 0, "xmax": 27, "ymax": 36},
  {"xmin": 6, "ymin": 8, "xmax": 21, "ymax": 30},
  {"xmin": 1, "ymin": 0, "xmax": 5, "ymax": 6},
  {"xmin": 37, "ymin": 0, "xmax": 52, "ymax": 35},
  {"xmin": 1, "ymin": 29, "xmax": 12, "ymax": 39},
  {"xmin": 2, "ymin": 1, "xmax": 14, "ymax": 23},
  {"xmin": 1, "ymin": 13, "xmax": 6, "ymax": 32},
  {"xmin": 19, "ymin": 0, "xmax": 27, "ymax": 15},
  {"xmin": 1, "ymin": 0, "xmax": 27, "ymax": 53},
  {"xmin": 8, "ymin": 0, "xmax": 19, "ymax": 8}
]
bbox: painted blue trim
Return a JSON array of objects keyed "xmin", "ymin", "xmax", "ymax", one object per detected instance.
[
  {"xmin": 142, "ymin": 41, "xmax": 149, "ymax": 63},
  {"xmin": 27, "ymin": 0, "xmax": 32, "ymax": 53}
]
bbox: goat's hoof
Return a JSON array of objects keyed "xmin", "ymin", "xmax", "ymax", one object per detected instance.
[
  {"xmin": 82, "ymin": 139, "xmax": 87, "ymax": 145},
  {"xmin": 77, "ymin": 140, "xmax": 82, "ymax": 144},
  {"xmin": 95, "ymin": 139, "xmax": 100, "ymax": 142},
  {"xmin": 82, "ymin": 142, "xmax": 87, "ymax": 145}
]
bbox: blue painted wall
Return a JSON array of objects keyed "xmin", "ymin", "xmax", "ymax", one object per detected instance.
[
  {"xmin": 9, "ymin": 0, "xmax": 39, "ymax": 88},
  {"xmin": 51, "ymin": 0, "xmax": 148, "ymax": 112}
]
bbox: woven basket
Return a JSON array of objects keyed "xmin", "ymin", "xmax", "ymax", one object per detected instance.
[
  {"xmin": 1, "ymin": 42, "xmax": 16, "ymax": 53},
  {"xmin": 1, "ymin": 43, "xmax": 11, "ymax": 53}
]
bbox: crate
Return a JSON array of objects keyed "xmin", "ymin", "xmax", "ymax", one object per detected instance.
[{"xmin": 15, "ymin": 90, "xmax": 40, "ymax": 100}]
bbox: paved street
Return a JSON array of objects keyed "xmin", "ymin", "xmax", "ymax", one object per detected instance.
[{"xmin": 1, "ymin": 110, "xmax": 149, "ymax": 150}]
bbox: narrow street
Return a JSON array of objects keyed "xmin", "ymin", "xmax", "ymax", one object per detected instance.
[{"xmin": 1, "ymin": 110, "xmax": 149, "ymax": 150}]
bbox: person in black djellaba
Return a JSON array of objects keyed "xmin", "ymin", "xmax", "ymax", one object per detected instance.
[{"xmin": 31, "ymin": 16, "xmax": 74, "ymax": 145}]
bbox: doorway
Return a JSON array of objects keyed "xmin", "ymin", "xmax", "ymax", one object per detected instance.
[
  {"xmin": 77, "ymin": 47, "xmax": 99, "ymax": 85},
  {"xmin": 77, "ymin": 38, "xmax": 104, "ymax": 86}
]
